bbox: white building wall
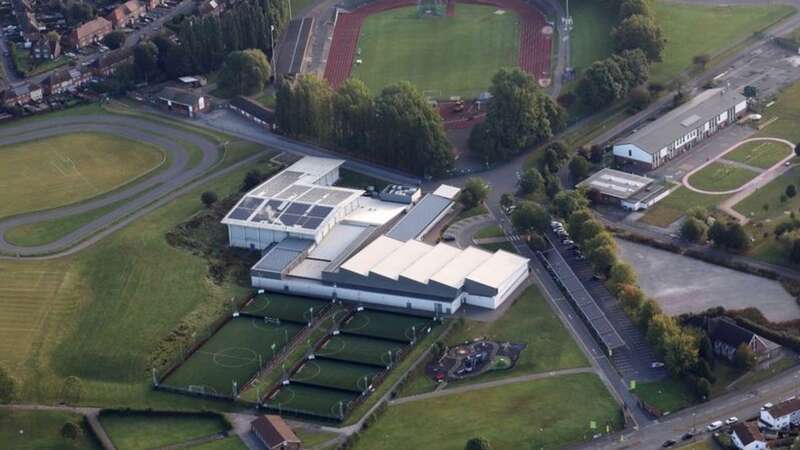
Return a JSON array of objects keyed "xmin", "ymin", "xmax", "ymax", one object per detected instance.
[
  {"xmin": 465, "ymin": 264, "xmax": 528, "ymax": 309},
  {"xmin": 735, "ymin": 100, "xmax": 747, "ymax": 114},
  {"xmin": 613, "ymin": 144, "xmax": 653, "ymax": 164}
]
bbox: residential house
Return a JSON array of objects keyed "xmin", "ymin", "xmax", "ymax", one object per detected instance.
[
  {"xmin": 11, "ymin": 0, "xmax": 43, "ymax": 41},
  {"xmin": 229, "ymin": 96, "xmax": 273, "ymax": 127},
  {"xmin": 91, "ymin": 47, "xmax": 133, "ymax": 77},
  {"xmin": 731, "ymin": 422, "xmax": 767, "ymax": 450},
  {"xmin": 251, "ymin": 415, "xmax": 302, "ymax": 450},
  {"xmin": 707, "ymin": 317, "xmax": 781, "ymax": 363},
  {"xmin": 107, "ymin": 0, "xmax": 145, "ymax": 29},
  {"xmin": 144, "ymin": 0, "xmax": 164, "ymax": 9},
  {"xmin": 69, "ymin": 17, "xmax": 112, "ymax": 48},
  {"xmin": 2, "ymin": 83, "xmax": 43, "ymax": 106},
  {"xmin": 32, "ymin": 35, "xmax": 61, "ymax": 60},
  {"xmin": 154, "ymin": 87, "xmax": 209, "ymax": 118},
  {"xmin": 613, "ymin": 88, "xmax": 748, "ymax": 170},
  {"xmin": 44, "ymin": 68, "xmax": 91, "ymax": 95},
  {"xmin": 759, "ymin": 397, "xmax": 800, "ymax": 431}
]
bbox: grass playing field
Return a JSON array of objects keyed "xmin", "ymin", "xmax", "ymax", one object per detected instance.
[
  {"xmin": 734, "ymin": 166, "xmax": 800, "ymax": 222},
  {"xmin": 0, "ymin": 132, "xmax": 164, "ymax": 219},
  {"xmin": 187, "ymin": 437, "xmax": 249, "ymax": 450},
  {"xmin": 0, "ymin": 125, "xmax": 271, "ymax": 410},
  {"xmin": 100, "ymin": 411, "xmax": 228, "ymax": 450},
  {"xmin": 0, "ymin": 410, "xmax": 101, "ymax": 450},
  {"xmin": 639, "ymin": 186, "xmax": 729, "ymax": 228},
  {"xmin": 163, "ymin": 317, "xmax": 302, "ymax": 396},
  {"xmin": 568, "ymin": 0, "xmax": 616, "ymax": 74},
  {"xmin": 687, "ymin": 162, "xmax": 759, "ymax": 192},
  {"xmin": 241, "ymin": 293, "xmax": 329, "ymax": 324},
  {"xmin": 340, "ymin": 310, "xmax": 433, "ymax": 343},
  {"xmin": 265, "ymin": 383, "xmax": 358, "ymax": 419},
  {"xmin": 352, "ymin": 373, "xmax": 622, "ymax": 450},
  {"xmin": 351, "ymin": 4, "xmax": 518, "ymax": 98},
  {"xmin": 292, "ymin": 358, "xmax": 380, "ymax": 392},
  {"xmin": 317, "ymin": 334, "xmax": 405, "ymax": 367},
  {"xmin": 722, "ymin": 141, "xmax": 792, "ymax": 170}
]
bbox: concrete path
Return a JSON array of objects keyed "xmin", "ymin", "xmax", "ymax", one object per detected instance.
[{"xmin": 389, "ymin": 367, "xmax": 594, "ymax": 406}]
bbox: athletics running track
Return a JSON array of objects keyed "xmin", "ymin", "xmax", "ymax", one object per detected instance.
[{"xmin": 323, "ymin": 0, "xmax": 552, "ymax": 90}]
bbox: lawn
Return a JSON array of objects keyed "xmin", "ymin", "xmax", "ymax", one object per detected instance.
[
  {"xmin": 187, "ymin": 437, "xmax": 249, "ymax": 450},
  {"xmin": 400, "ymin": 286, "xmax": 588, "ymax": 395},
  {"xmin": 687, "ymin": 162, "xmax": 759, "ymax": 192},
  {"xmin": 474, "ymin": 224, "xmax": 504, "ymax": 239},
  {"xmin": 0, "ymin": 410, "xmax": 101, "ymax": 450},
  {"xmin": 478, "ymin": 241, "xmax": 517, "ymax": 253},
  {"xmin": 723, "ymin": 140, "xmax": 792, "ymax": 170},
  {"xmin": 0, "ymin": 143, "xmax": 277, "ymax": 410},
  {"xmin": 651, "ymin": 3, "xmax": 795, "ymax": 83},
  {"xmin": 0, "ymin": 132, "xmax": 164, "ymax": 218},
  {"xmin": 733, "ymin": 166, "xmax": 800, "ymax": 222},
  {"xmin": 353, "ymin": 373, "xmax": 622, "ymax": 450},
  {"xmin": 755, "ymin": 80, "xmax": 800, "ymax": 143},
  {"xmin": 100, "ymin": 412, "xmax": 228, "ymax": 450},
  {"xmin": 640, "ymin": 186, "xmax": 728, "ymax": 228},
  {"xmin": 295, "ymin": 428, "xmax": 339, "ymax": 448},
  {"xmin": 567, "ymin": 0, "xmax": 616, "ymax": 73},
  {"xmin": 632, "ymin": 378, "xmax": 696, "ymax": 413},
  {"xmin": 351, "ymin": 4, "xmax": 519, "ymax": 98}
]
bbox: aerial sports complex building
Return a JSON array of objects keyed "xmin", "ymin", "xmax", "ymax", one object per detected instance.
[{"xmin": 222, "ymin": 157, "xmax": 530, "ymax": 314}]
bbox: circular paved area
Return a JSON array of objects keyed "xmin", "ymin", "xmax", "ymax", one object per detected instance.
[{"xmin": 0, "ymin": 115, "xmax": 223, "ymax": 257}]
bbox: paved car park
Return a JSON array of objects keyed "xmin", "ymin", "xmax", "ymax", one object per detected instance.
[{"xmin": 616, "ymin": 239, "xmax": 800, "ymax": 322}]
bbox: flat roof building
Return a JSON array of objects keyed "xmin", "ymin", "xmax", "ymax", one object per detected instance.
[
  {"xmin": 576, "ymin": 168, "xmax": 672, "ymax": 211},
  {"xmin": 613, "ymin": 88, "xmax": 748, "ymax": 170},
  {"xmin": 224, "ymin": 157, "xmax": 530, "ymax": 314}
]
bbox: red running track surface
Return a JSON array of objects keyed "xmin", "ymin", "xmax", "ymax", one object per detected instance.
[{"xmin": 323, "ymin": 0, "xmax": 552, "ymax": 91}]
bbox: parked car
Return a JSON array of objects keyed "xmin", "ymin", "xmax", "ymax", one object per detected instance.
[
  {"xmin": 550, "ymin": 221, "xmax": 563, "ymax": 229},
  {"xmin": 562, "ymin": 239, "xmax": 575, "ymax": 246},
  {"xmin": 681, "ymin": 432, "xmax": 694, "ymax": 441},
  {"xmin": 651, "ymin": 362, "xmax": 665, "ymax": 368},
  {"xmin": 707, "ymin": 421, "xmax": 723, "ymax": 432},
  {"xmin": 725, "ymin": 417, "xmax": 738, "ymax": 426},
  {"xmin": 762, "ymin": 403, "xmax": 774, "ymax": 410},
  {"xmin": 662, "ymin": 440, "xmax": 676, "ymax": 448}
]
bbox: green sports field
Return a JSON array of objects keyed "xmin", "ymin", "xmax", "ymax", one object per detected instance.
[
  {"xmin": 241, "ymin": 293, "xmax": 329, "ymax": 324},
  {"xmin": 101, "ymin": 412, "xmax": 229, "ymax": 450},
  {"xmin": 0, "ymin": 132, "xmax": 164, "ymax": 218},
  {"xmin": 292, "ymin": 358, "xmax": 380, "ymax": 392},
  {"xmin": 722, "ymin": 140, "xmax": 792, "ymax": 169},
  {"xmin": 351, "ymin": 4, "xmax": 519, "ymax": 98},
  {"xmin": 0, "ymin": 410, "xmax": 101, "ymax": 450},
  {"xmin": 265, "ymin": 383, "xmax": 358, "ymax": 419},
  {"xmin": 317, "ymin": 334, "xmax": 406, "ymax": 367},
  {"xmin": 162, "ymin": 317, "xmax": 302, "ymax": 396},
  {"xmin": 687, "ymin": 162, "xmax": 759, "ymax": 192},
  {"xmin": 340, "ymin": 310, "xmax": 433, "ymax": 343}
]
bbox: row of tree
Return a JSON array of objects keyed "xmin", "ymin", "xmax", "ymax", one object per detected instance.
[
  {"xmin": 680, "ymin": 207, "xmax": 751, "ymax": 252},
  {"xmin": 468, "ymin": 68, "xmax": 566, "ymax": 164},
  {"xmin": 275, "ymin": 76, "xmax": 453, "ymax": 177}
]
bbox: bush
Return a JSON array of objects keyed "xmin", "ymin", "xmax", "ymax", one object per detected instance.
[{"xmin": 201, "ymin": 191, "xmax": 218, "ymax": 208}]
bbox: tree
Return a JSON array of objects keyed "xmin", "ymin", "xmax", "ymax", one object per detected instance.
[
  {"xmin": 465, "ymin": 437, "xmax": 493, "ymax": 450},
  {"xmin": 680, "ymin": 217, "xmax": 707, "ymax": 243},
  {"xmin": 612, "ymin": 14, "xmax": 665, "ymax": 62},
  {"xmin": 133, "ymin": 41, "xmax": 160, "ymax": 82},
  {"xmin": 707, "ymin": 221, "xmax": 727, "ymax": 246},
  {"xmin": 695, "ymin": 377, "xmax": 711, "ymax": 400},
  {"xmin": 609, "ymin": 262, "xmax": 637, "ymax": 288},
  {"xmin": 619, "ymin": 0, "xmax": 651, "ymax": 19},
  {"xmin": 787, "ymin": 184, "xmax": 797, "ymax": 198},
  {"xmin": 276, "ymin": 75, "xmax": 334, "ymax": 142},
  {"xmin": 518, "ymin": 168, "xmax": 544, "ymax": 195},
  {"xmin": 578, "ymin": 59, "xmax": 626, "ymax": 108},
  {"xmin": 0, "ymin": 365, "xmax": 14, "ymax": 403},
  {"xmin": 332, "ymin": 79, "xmax": 374, "ymax": 154},
  {"xmin": 637, "ymin": 299, "xmax": 662, "ymax": 329},
  {"xmin": 373, "ymin": 82, "xmax": 453, "ymax": 176},
  {"xmin": 527, "ymin": 233, "xmax": 548, "ymax": 251},
  {"xmin": 201, "ymin": 191, "xmax": 218, "ymax": 208},
  {"xmin": 795, "ymin": 142, "xmax": 800, "ymax": 157},
  {"xmin": 552, "ymin": 191, "xmax": 588, "ymax": 218},
  {"xmin": 512, "ymin": 202, "xmax": 550, "ymax": 233},
  {"xmin": 61, "ymin": 376, "xmax": 82, "ymax": 405},
  {"xmin": 791, "ymin": 435, "xmax": 800, "ymax": 450},
  {"xmin": 500, "ymin": 193, "xmax": 514, "ymax": 209},
  {"xmin": 219, "ymin": 49, "xmax": 272, "ymax": 96},
  {"xmin": 628, "ymin": 86, "xmax": 651, "ymax": 112},
  {"xmin": 470, "ymin": 68, "xmax": 564, "ymax": 163},
  {"xmin": 692, "ymin": 54, "xmax": 710, "ymax": 68},
  {"xmin": 61, "ymin": 421, "xmax": 81, "ymax": 441},
  {"xmin": 103, "ymin": 30, "xmax": 126, "ymax": 50},
  {"xmin": 698, "ymin": 335, "xmax": 714, "ymax": 365},
  {"xmin": 241, "ymin": 170, "xmax": 263, "ymax": 192},
  {"xmin": 589, "ymin": 245, "xmax": 616, "ymax": 275},
  {"xmin": 734, "ymin": 343, "xmax": 756, "ymax": 370},
  {"xmin": 618, "ymin": 284, "xmax": 645, "ymax": 313},
  {"xmin": 613, "ymin": 49, "xmax": 650, "ymax": 90},
  {"xmin": 460, "ymin": 178, "xmax": 490, "ymax": 209},
  {"xmin": 568, "ymin": 156, "xmax": 590, "ymax": 181},
  {"xmin": 67, "ymin": 3, "xmax": 95, "ymax": 25},
  {"xmin": 791, "ymin": 239, "xmax": 800, "ymax": 264},
  {"xmin": 725, "ymin": 223, "xmax": 751, "ymax": 252}
]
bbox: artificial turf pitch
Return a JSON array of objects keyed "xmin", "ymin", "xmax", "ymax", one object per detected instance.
[
  {"xmin": 350, "ymin": 4, "xmax": 519, "ymax": 99},
  {"xmin": 241, "ymin": 293, "xmax": 329, "ymax": 324},
  {"xmin": 292, "ymin": 358, "xmax": 381, "ymax": 393},
  {"xmin": 265, "ymin": 383, "xmax": 358, "ymax": 419},
  {"xmin": 340, "ymin": 310, "xmax": 433, "ymax": 343},
  {"xmin": 317, "ymin": 334, "xmax": 406, "ymax": 367},
  {"xmin": 162, "ymin": 317, "xmax": 302, "ymax": 396}
]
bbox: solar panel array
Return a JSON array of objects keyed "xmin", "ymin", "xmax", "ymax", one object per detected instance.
[
  {"xmin": 247, "ymin": 199, "xmax": 334, "ymax": 231},
  {"xmin": 537, "ymin": 249, "xmax": 625, "ymax": 353},
  {"xmin": 228, "ymin": 196, "xmax": 265, "ymax": 221}
]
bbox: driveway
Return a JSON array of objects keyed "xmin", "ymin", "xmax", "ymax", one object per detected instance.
[{"xmin": 616, "ymin": 239, "xmax": 800, "ymax": 321}]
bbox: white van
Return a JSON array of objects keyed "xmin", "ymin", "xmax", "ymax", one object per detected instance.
[{"xmin": 706, "ymin": 421, "xmax": 723, "ymax": 432}]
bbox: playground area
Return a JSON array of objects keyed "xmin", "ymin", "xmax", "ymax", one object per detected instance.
[
  {"xmin": 262, "ymin": 307, "xmax": 438, "ymax": 421},
  {"xmin": 426, "ymin": 338, "xmax": 525, "ymax": 383},
  {"xmin": 324, "ymin": 0, "xmax": 551, "ymax": 97}
]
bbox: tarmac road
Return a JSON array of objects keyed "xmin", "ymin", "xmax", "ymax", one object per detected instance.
[{"xmin": 0, "ymin": 115, "xmax": 223, "ymax": 257}]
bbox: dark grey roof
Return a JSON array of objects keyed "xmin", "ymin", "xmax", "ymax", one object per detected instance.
[
  {"xmin": 157, "ymin": 87, "xmax": 202, "ymax": 106},
  {"xmin": 385, "ymin": 194, "xmax": 452, "ymax": 242},
  {"xmin": 708, "ymin": 317, "xmax": 754, "ymax": 348},
  {"xmin": 617, "ymin": 88, "xmax": 747, "ymax": 154},
  {"xmin": 230, "ymin": 96, "xmax": 274, "ymax": 122},
  {"xmin": 252, "ymin": 238, "xmax": 312, "ymax": 274}
]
